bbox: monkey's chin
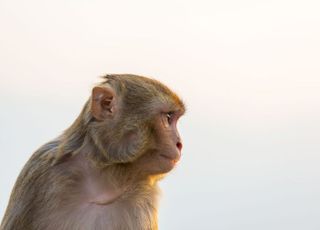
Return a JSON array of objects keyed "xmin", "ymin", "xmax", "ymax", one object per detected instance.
[{"xmin": 158, "ymin": 154, "xmax": 179, "ymax": 172}]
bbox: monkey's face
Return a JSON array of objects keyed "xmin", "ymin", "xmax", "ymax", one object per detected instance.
[
  {"xmin": 90, "ymin": 75, "xmax": 185, "ymax": 175},
  {"xmin": 133, "ymin": 110, "xmax": 183, "ymax": 175}
]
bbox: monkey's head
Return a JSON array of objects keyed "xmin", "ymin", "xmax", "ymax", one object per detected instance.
[{"xmin": 88, "ymin": 74, "xmax": 185, "ymax": 175}]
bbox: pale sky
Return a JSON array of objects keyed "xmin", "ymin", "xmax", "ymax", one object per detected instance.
[{"xmin": 1, "ymin": 0, "xmax": 320, "ymax": 229}]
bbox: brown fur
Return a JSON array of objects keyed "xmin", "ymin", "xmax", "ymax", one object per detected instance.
[{"xmin": 1, "ymin": 74, "xmax": 185, "ymax": 230}]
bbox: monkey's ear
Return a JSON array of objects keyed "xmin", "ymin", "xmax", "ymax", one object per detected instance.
[{"xmin": 91, "ymin": 86, "xmax": 117, "ymax": 120}]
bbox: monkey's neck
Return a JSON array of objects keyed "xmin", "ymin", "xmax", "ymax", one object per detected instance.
[
  {"xmin": 70, "ymin": 147, "xmax": 157, "ymax": 206},
  {"xmin": 55, "ymin": 112, "xmax": 160, "ymax": 206}
]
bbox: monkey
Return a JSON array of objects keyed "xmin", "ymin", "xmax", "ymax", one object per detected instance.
[{"xmin": 1, "ymin": 74, "xmax": 185, "ymax": 230}]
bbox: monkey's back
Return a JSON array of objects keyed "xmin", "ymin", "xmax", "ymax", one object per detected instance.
[{"xmin": 1, "ymin": 139, "xmax": 64, "ymax": 229}]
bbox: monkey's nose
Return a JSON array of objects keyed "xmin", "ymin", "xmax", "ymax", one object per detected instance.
[{"xmin": 176, "ymin": 141, "xmax": 183, "ymax": 151}]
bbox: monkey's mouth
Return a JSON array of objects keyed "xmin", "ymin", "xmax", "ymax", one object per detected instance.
[{"xmin": 159, "ymin": 154, "xmax": 180, "ymax": 164}]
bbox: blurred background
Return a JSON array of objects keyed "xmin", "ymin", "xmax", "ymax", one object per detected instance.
[{"xmin": 1, "ymin": 0, "xmax": 320, "ymax": 229}]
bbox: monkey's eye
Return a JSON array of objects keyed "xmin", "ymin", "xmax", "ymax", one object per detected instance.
[{"xmin": 166, "ymin": 112, "xmax": 174, "ymax": 124}]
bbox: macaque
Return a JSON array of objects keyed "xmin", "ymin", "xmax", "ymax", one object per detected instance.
[{"xmin": 1, "ymin": 74, "xmax": 185, "ymax": 230}]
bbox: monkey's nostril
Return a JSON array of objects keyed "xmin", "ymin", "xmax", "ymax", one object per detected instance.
[{"xmin": 176, "ymin": 142, "xmax": 182, "ymax": 151}]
